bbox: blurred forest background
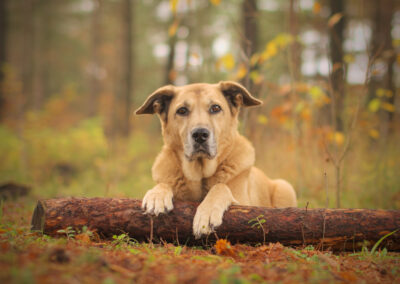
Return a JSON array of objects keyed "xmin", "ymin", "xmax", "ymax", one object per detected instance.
[{"xmin": 0, "ymin": 0, "xmax": 399, "ymax": 209}]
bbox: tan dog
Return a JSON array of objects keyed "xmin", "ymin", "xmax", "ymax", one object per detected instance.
[{"xmin": 135, "ymin": 81, "xmax": 297, "ymax": 238}]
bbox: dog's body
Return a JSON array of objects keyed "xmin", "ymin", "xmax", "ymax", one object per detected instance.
[{"xmin": 136, "ymin": 81, "xmax": 297, "ymax": 238}]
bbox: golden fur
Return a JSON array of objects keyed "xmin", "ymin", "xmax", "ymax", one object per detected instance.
[{"xmin": 135, "ymin": 81, "xmax": 297, "ymax": 238}]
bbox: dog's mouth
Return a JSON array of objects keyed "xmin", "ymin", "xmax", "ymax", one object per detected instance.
[{"xmin": 185, "ymin": 144, "xmax": 215, "ymax": 161}]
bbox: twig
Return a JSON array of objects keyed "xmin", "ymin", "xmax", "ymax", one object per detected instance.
[
  {"xmin": 321, "ymin": 213, "xmax": 327, "ymax": 251},
  {"xmin": 149, "ymin": 215, "xmax": 153, "ymax": 247}
]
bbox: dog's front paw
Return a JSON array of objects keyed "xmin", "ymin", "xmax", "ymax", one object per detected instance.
[
  {"xmin": 192, "ymin": 203, "xmax": 226, "ymax": 239},
  {"xmin": 142, "ymin": 184, "xmax": 173, "ymax": 216}
]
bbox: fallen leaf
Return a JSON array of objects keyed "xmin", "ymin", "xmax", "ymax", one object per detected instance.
[{"xmin": 214, "ymin": 239, "xmax": 236, "ymax": 257}]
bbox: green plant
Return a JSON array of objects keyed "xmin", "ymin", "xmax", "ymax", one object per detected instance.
[
  {"xmin": 57, "ymin": 226, "xmax": 76, "ymax": 240},
  {"xmin": 174, "ymin": 245, "xmax": 183, "ymax": 256},
  {"xmin": 370, "ymin": 229, "xmax": 399, "ymax": 255},
  {"xmin": 0, "ymin": 199, "xmax": 3, "ymax": 222},
  {"xmin": 213, "ymin": 265, "xmax": 248, "ymax": 284},
  {"xmin": 248, "ymin": 214, "xmax": 267, "ymax": 244},
  {"xmin": 80, "ymin": 225, "xmax": 94, "ymax": 237},
  {"xmin": 112, "ymin": 233, "xmax": 138, "ymax": 247}
]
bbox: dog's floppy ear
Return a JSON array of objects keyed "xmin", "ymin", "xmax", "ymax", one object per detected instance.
[
  {"xmin": 219, "ymin": 81, "xmax": 262, "ymax": 109},
  {"xmin": 135, "ymin": 85, "xmax": 175, "ymax": 120}
]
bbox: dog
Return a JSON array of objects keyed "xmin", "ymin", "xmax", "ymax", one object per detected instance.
[{"xmin": 135, "ymin": 81, "xmax": 297, "ymax": 238}]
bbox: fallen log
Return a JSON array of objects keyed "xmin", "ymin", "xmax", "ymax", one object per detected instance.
[{"xmin": 31, "ymin": 198, "xmax": 400, "ymax": 251}]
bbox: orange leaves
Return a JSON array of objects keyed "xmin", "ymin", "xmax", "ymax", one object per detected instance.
[
  {"xmin": 168, "ymin": 19, "xmax": 179, "ymax": 37},
  {"xmin": 214, "ymin": 239, "xmax": 236, "ymax": 257},
  {"xmin": 368, "ymin": 129, "xmax": 379, "ymax": 140},
  {"xmin": 328, "ymin": 13, "xmax": 343, "ymax": 28},
  {"xmin": 328, "ymin": 131, "xmax": 345, "ymax": 147},
  {"xmin": 235, "ymin": 63, "xmax": 247, "ymax": 80},
  {"xmin": 210, "ymin": 0, "xmax": 222, "ymax": 6},
  {"xmin": 312, "ymin": 2, "xmax": 322, "ymax": 14},
  {"xmin": 75, "ymin": 233, "xmax": 92, "ymax": 244}
]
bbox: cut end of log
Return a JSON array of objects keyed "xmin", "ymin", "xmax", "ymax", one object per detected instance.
[{"xmin": 31, "ymin": 200, "xmax": 45, "ymax": 233}]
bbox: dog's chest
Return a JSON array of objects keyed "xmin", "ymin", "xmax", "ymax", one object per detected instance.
[{"xmin": 182, "ymin": 179, "xmax": 207, "ymax": 201}]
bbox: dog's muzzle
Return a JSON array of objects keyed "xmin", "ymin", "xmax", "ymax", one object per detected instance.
[{"xmin": 184, "ymin": 127, "xmax": 217, "ymax": 160}]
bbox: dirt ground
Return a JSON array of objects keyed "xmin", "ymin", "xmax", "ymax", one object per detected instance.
[{"xmin": 1, "ymin": 199, "xmax": 399, "ymax": 284}]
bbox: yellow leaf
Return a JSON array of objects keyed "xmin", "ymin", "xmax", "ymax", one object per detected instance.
[
  {"xmin": 397, "ymin": 54, "xmax": 400, "ymax": 66},
  {"xmin": 331, "ymin": 131, "xmax": 344, "ymax": 146},
  {"xmin": 274, "ymin": 33, "xmax": 294, "ymax": 48},
  {"xmin": 257, "ymin": 114, "xmax": 268, "ymax": 125},
  {"xmin": 381, "ymin": 102, "xmax": 395, "ymax": 112},
  {"xmin": 235, "ymin": 64, "xmax": 247, "ymax": 80},
  {"xmin": 170, "ymin": 0, "xmax": 179, "ymax": 14},
  {"xmin": 328, "ymin": 13, "xmax": 343, "ymax": 28},
  {"xmin": 376, "ymin": 88, "xmax": 385, "ymax": 97},
  {"xmin": 313, "ymin": 2, "xmax": 321, "ymax": 14},
  {"xmin": 250, "ymin": 70, "xmax": 263, "ymax": 84},
  {"xmin": 393, "ymin": 39, "xmax": 400, "ymax": 48},
  {"xmin": 309, "ymin": 86, "xmax": 326, "ymax": 101},
  {"xmin": 385, "ymin": 90, "xmax": 393, "ymax": 98},
  {"xmin": 250, "ymin": 53, "xmax": 260, "ymax": 66},
  {"xmin": 168, "ymin": 19, "xmax": 179, "ymax": 37},
  {"xmin": 369, "ymin": 129, "xmax": 379, "ymax": 139},
  {"xmin": 343, "ymin": 54, "xmax": 355, "ymax": 63},
  {"xmin": 264, "ymin": 42, "xmax": 278, "ymax": 58},
  {"xmin": 210, "ymin": 0, "xmax": 221, "ymax": 6},
  {"xmin": 368, "ymin": 98, "xmax": 381, "ymax": 112},
  {"xmin": 295, "ymin": 101, "xmax": 305, "ymax": 113},
  {"xmin": 220, "ymin": 53, "xmax": 235, "ymax": 70}
]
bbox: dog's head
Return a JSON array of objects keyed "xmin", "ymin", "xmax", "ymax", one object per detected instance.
[{"xmin": 135, "ymin": 81, "xmax": 262, "ymax": 161}]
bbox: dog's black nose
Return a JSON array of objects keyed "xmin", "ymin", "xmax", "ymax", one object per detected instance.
[{"xmin": 192, "ymin": 128, "xmax": 210, "ymax": 144}]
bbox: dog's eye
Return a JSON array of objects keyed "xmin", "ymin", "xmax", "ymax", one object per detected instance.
[
  {"xmin": 209, "ymin": 104, "xmax": 222, "ymax": 114},
  {"xmin": 176, "ymin": 107, "xmax": 189, "ymax": 116}
]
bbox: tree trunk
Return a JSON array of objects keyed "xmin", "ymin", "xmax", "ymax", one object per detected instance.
[
  {"xmin": 369, "ymin": 0, "xmax": 395, "ymax": 133},
  {"xmin": 31, "ymin": 198, "xmax": 400, "ymax": 251},
  {"xmin": 0, "ymin": 0, "xmax": 7, "ymax": 120},
  {"xmin": 113, "ymin": 0, "xmax": 133, "ymax": 137},
  {"xmin": 165, "ymin": 23, "xmax": 177, "ymax": 85},
  {"xmin": 88, "ymin": 0, "xmax": 103, "ymax": 117},
  {"xmin": 21, "ymin": 0, "xmax": 35, "ymax": 111},
  {"xmin": 32, "ymin": 0, "xmax": 44, "ymax": 110},
  {"xmin": 329, "ymin": 0, "xmax": 345, "ymax": 131},
  {"xmin": 241, "ymin": 0, "xmax": 259, "ymax": 139}
]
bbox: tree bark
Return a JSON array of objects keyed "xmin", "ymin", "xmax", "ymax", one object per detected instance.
[
  {"xmin": 88, "ymin": 0, "xmax": 103, "ymax": 117},
  {"xmin": 0, "ymin": 0, "xmax": 7, "ymax": 121},
  {"xmin": 164, "ymin": 22, "xmax": 177, "ymax": 85},
  {"xmin": 329, "ymin": 0, "xmax": 345, "ymax": 131},
  {"xmin": 241, "ymin": 0, "xmax": 259, "ymax": 140},
  {"xmin": 369, "ymin": 0, "xmax": 395, "ymax": 132},
  {"xmin": 31, "ymin": 198, "xmax": 400, "ymax": 251},
  {"xmin": 113, "ymin": 0, "xmax": 133, "ymax": 137}
]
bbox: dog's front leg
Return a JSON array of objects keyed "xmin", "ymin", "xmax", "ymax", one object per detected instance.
[
  {"xmin": 192, "ymin": 183, "xmax": 238, "ymax": 239},
  {"xmin": 142, "ymin": 183, "xmax": 174, "ymax": 216}
]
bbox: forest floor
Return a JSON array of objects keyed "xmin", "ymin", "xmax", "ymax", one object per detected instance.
[{"xmin": 1, "ymin": 198, "xmax": 399, "ymax": 284}]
